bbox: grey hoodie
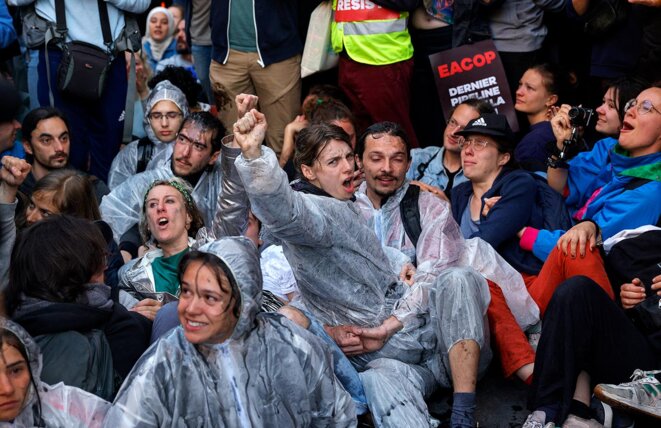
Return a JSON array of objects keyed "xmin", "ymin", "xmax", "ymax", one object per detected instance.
[{"xmin": 104, "ymin": 237, "xmax": 356, "ymax": 427}]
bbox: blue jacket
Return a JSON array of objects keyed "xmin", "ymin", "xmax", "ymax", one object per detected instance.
[
  {"xmin": 452, "ymin": 168, "xmax": 545, "ymax": 275},
  {"xmin": 532, "ymin": 138, "xmax": 661, "ymax": 260},
  {"xmin": 407, "ymin": 146, "xmax": 468, "ymax": 191},
  {"xmin": 143, "ymin": 38, "xmax": 177, "ymax": 73},
  {"xmin": 209, "ymin": 0, "xmax": 303, "ymax": 67}
]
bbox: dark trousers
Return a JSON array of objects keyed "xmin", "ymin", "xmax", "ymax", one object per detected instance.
[
  {"xmin": 338, "ymin": 56, "xmax": 419, "ymax": 148},
  {"xmin": 36, "ymin": 48, "xmax": 127, "ymax": 183},
  {"xmin": 529, "ymin": 276, "xmax": 659, "ymax": 422},
  {"xmin": 409, "ymin": 25, "xmax": 452, "ymax": 148}
]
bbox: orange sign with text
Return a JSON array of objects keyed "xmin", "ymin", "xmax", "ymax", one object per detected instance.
[{"xmin": 335, "ymin": 0, "xmax": 399, "ymax": 22}]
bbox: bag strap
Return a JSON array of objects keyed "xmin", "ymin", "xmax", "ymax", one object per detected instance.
[
  {"xmin": 123, "ymin": 53, "xmax": 137, "ymax": 144},
  {"xmin": 399, "ymin": 183, "xmax": 422, "ymax": 249},
  {"xmin": 97, "ymin": 0, "xmax": 113, "ymax": 51},
  {"xmin": 136, "ymin": 136, "xmax": 154, "ymax": 173}
]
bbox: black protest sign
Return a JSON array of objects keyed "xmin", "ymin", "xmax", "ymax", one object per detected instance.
[{"xmin": 430, "ymin": 40, "xmax": 519, "ymax": 132}]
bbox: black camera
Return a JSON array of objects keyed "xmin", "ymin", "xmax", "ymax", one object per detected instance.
[{"xmin": 568, "ymin": 106, "xmax": 595, "ymax": 127}]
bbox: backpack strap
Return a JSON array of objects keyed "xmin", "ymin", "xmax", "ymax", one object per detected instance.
[
  {"xmin": 399, "ymin": 183, "xmax": 422, "ymax": 249},
  {"xmin": 136, "ymin": 137, "xmax": 154, "ymax": 174}
]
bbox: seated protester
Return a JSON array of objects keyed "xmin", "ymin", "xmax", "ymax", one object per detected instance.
[
  {"xmin": 155, "ymin": 19, "xmax": 196, "ymax": 80},
  {"xmin": 104, "ymin": 238, "xmax": 356, "ymax": 426},
  {"xmin": 233, "ymin": 112, "xmax": 493, "ymax": 426},
  {"xmin": 101, "ymin": 112, "xmax": 242, "ymax": 249},
  {"xmin": 117, "ymin": 178, "xmax": 205, "ymax": 319},
  {"xmin": 21, "ymin": 168, "xmax": 124, "ymax": 288},
  {"xmin": 592, "ymin": 77, "xmax": 647, "ymax": 142},
  {"xmin": 0, "ymin": 159, "xmax": 123, "ymax": 289},
  {"xmin": 117, "ymin": 125, "xmax": 249, "ymax": 319},
  {"xmin": 280, "ymin": 95, "xmax": 358, "ymax": 168},
  {"xmin": 0, "ymin": 319, "xmax": 111, "ymax": 427},
  {"xmin": 514, "ymin": 63, "xmax": 569, "ymax": 172},
  {"xmin": 19, "ymin": 107, "xmax": 109, "ymax": 203},
  {"xmin": 108, "ymin": 80, "xmax": 189, "ymax": 190},
  {"xmin": 143, "ymin": 7, "xmax": 177, "ymax": 72},
  {"xmin": 6, "ymin": 215, "xmax": 151, "ymax": 400},
  {"xmin": 533, "ymin": 84, "xmax": 661, "ymax": 262},
  {"xmin": 451, "ymin": 114, "xmax": 614, "ymax": 383},
  {"xmin": 353, "ymin": 122, "xmax": 541, "ymax": 425},
  {"xmin": 149, "ymin": 65, "xmax": 209, "ymax": 113},
  {"xmin": 524, "ymin": 230, "xmax": 661, "ymax": 426},
  {"xmin": 407, "ymin": 99, "xmax": 495, "ymax": 198}
]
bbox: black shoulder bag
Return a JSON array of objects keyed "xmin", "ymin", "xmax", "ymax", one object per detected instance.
[{"xmin": 55, "ymin": 0, "xmax": 114, "ymax": 101}]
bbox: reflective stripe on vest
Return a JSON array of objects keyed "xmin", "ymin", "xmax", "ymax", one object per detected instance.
[
  {"xmin": 342, "ymin": 18, "xmax": 407, "ymax": 36},
  {"xmin": 331, "ymin": 0, "xmax": 412, "ymax": 66}
]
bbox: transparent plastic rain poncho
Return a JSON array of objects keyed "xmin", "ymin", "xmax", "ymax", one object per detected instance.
[
  {"xmin": 117, "ymin": 141, "xmax": 248, "ymax": 300},
  {"xmin": 0, "ymin": 318, "xmax": 110, "ymax": 427},
  {"xmin": 101, "ymin": 140, "xmax": 243, "ymax": 244},
  {"xmin": 104, "ymin": 237, "xmax": 356, "ymax": 427},
  {"xmin": 354, "ymin": 182, "xmax": 540, "ymax": 330},
  {"xmin": 107, "ymin": 80, "xmax": 190, "ymax": 190},
  {"xmin": 236, "ymin": 149, "xmax": 493, "ymax": 426},
  {"xmin": 0, "ymin": 201, "xmax": 16, "ymax": 291}
]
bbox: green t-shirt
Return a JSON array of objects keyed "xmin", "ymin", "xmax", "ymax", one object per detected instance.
[
  {"xmin": 229, "ymin": 1, "xmax": 257, "ymax": 52},
  {"xmin": 151, "ymin": 247, "xmax": 189, "ymax": 296}
]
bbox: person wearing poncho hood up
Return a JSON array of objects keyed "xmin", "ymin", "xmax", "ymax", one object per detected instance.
[
  {"xmin": 104, "ymin": 237, "xmax": 356, "ymax": 426},
  {"xmin": 0, "ymin": 318, "xmax": 110, "ymax": 427}
]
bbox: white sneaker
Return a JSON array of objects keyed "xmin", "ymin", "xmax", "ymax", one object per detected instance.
[
  {"xmin": 594, "ymin": 369, "xmax": 661, "ymax": 419},
  {"xmin": 523, "ymin": 410, "xmax": 555, "ymax": 428}
]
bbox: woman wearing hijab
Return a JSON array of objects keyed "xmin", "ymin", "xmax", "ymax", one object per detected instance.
[{"xmin": 143, "ymin": 7, "xmax": 177, "ymax": 71}]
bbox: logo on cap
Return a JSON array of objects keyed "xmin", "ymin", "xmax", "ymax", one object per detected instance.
[{"xmin": 472, "ymin": 117, "xmax": 487, "ymax": 127}]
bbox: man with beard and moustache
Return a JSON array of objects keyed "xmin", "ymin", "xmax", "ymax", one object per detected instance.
[
  {"xmin": 353, "ymin": 121, "xmax": 540, "ymax": 426},
  {"xmin": 100, "ymin": 110, "xmax": 247, "ymax": 260},
  {"xmin": 18, "ymin": 107, "xmax": 109, "ymax": 204},
  {"xmin": 155, "ymin": 19, "xmax": 196, "ymax": 76},
  {"xmin": 407, "ymin": 99, "xmax": 495, "ymax": 198}
]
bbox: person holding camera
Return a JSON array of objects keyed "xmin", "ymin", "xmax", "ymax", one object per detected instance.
[{"xmin": 519, "ymin": 84, "xmax": 661, "ymax": 265}]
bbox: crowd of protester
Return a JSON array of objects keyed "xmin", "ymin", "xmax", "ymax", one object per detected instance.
[{"xmin": 0, "ymin": 0, "xmax": 660, "ymax": 427}]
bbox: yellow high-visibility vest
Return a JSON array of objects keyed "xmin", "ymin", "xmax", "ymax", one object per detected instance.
[{"xmin": 331, "ymin": 0, "xmax": 413, "ymax": 66}]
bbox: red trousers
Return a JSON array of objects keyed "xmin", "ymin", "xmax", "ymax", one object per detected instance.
[
  {"xmin": 487, "ymin": 247, "xmax": 613, "ymax": 378},
  {"xmin": 338, "ymin": 56, "xmax": 419, "ymax": 148}
]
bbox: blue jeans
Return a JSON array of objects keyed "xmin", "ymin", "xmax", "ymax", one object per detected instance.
[
  {"xmin": 34, "ymin": 48, "xmax": 127, "ymax": 182},
  {"xmin": 305, "ymin": 313, "xmax": 369, "ymax": 415},
  {"xmin": 191, "ymin": 44, "xmax": 212, "ymax": 103}
]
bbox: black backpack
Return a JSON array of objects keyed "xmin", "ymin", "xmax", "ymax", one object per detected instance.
[{"xmin": 399, "ymin": 184, "xmax": 422, "ymax": 249}]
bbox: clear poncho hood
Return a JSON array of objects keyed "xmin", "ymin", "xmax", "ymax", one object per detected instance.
[
  {"xmin": 144, "ymin": 80, "xmax": 190, "ymax": 144},
  {"xmin": 196, "ymin": 236, "xmax": 262, "ymax": 341}
]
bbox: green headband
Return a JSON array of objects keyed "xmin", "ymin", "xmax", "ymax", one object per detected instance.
[{"xmin": 143, "ymin": 179, "xmax": 194, "ymax": 209}]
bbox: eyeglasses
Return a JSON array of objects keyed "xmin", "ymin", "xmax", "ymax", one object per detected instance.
[
  {"xmin": 457, "ymin": 137, "xmax": 492, "ymax": 151},
  {"xmin": 148, "ymin": 111, "xmax": 183, "ymax": 121},
  {"xmin": 176, "ymin": 133, "xmax": 208, "ymax": 152},
  {"xmin": 624, "ymin": 99, "xmax": 661, "ymax": 116},
  {"xmin": 446, "ymin": 117, "xmax": 463, "ymax": 130}
]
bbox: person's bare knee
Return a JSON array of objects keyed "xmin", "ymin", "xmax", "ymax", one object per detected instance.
[{"xmin": 277, "ymin": 305, "xmax": 310, "ymax": 329}]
